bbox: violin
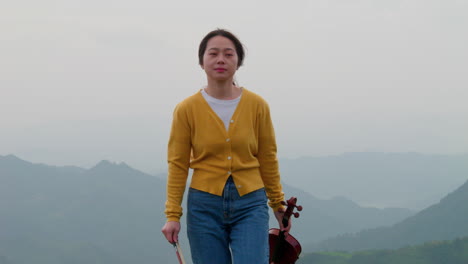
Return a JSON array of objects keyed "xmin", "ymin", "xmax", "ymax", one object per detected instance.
[{"xmin": 269, "ymin": 197, "xmax": 303, "ymax": 264}]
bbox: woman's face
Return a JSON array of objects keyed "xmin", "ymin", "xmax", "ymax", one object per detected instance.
[{"xmin": 201, "ymin": 35, "xmax": 239, "ymax": 82}]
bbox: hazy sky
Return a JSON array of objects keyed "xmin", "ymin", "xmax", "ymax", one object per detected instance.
[{"xmin": 1, "ymin": 0, "xmax": 467, "ymax": 174}]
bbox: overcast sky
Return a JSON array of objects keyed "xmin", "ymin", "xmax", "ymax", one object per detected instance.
[{"xmin": 1, "ymin": 0, "xmax": 467, "ymax": 174}]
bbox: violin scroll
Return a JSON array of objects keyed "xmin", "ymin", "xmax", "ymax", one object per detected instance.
[{"xmin": 281, "ymin": 197, "xmax": 303, "ymax": 226}]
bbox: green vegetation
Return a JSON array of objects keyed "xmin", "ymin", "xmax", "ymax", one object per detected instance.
[{"xmin": 300, "ymin": 237, "xmax": 468, "ymax": 264}]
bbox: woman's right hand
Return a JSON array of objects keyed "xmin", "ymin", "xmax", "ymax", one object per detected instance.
[{"xmin": 161, "ymin": 221, "xmax": 181, "ymax": 244}]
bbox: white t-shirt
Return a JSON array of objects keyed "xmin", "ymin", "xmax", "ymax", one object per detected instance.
[{"xmin": 201, "ymin": 89, "xmax": 242, "ymax": 131}]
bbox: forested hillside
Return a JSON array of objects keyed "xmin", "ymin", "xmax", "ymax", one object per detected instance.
[{"xmin": 300, "ymin": 236, "xmax": 468, "ymax": 264}]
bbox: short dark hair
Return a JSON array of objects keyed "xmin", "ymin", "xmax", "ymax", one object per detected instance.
[{"xmin": 198, "ymin": 29, "xmax": 245, "ymax": 68}]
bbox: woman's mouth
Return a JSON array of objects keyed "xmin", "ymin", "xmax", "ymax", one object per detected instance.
[{"xmin": 215, "ymin": 68, "xmax": 227, "ymax": 72}]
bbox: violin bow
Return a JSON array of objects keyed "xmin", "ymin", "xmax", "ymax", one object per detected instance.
[{"xmin": 172, "ymin": 242, "xmax": 186, "ymax": 264}]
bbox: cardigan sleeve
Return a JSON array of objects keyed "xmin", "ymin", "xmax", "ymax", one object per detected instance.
[
  {"xmin": 257, "ymin": 101, "xmax": 285, "ymax": 212},
  {"xmin": 164, "ymin": 102, "xmax": 192, "ymax": 222}
]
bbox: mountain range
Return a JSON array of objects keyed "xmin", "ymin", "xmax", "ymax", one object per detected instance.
[
  {"xmin": 1, "ymin": 153, "xmax": 467, "ymax": 263},
  {"xmin": 280, "ymin": 152, "xmax": 468, "ymax": 210},
  {"xmin": 311, "ymin": 174, "xmax": 468, "ymax": 252}
]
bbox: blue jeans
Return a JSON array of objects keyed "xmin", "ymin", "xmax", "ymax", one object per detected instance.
[{"xmin": 187, "ymin": 177, "xmax": 269, "ymax": 264}]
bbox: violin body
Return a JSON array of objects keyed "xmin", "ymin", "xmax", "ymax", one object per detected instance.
[
  {"xmin": 269, "ymin": 228, "xmax": 302, "ymax": 264},
  {"xmin": 269, "ymin": 197, "xmax": 303, "ymax": 264}
]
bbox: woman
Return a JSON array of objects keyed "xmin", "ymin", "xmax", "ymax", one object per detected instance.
[{"xmin": 162, "ymin": 29, "xmax": 289, "ymax": 264}]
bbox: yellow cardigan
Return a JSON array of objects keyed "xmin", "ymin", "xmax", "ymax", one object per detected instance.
[{"xmin": 165, "ymin": 88, "xmax": 284, "ymax": 222}]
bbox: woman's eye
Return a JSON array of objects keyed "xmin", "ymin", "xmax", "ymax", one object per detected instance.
[
  {"xmin": 209, "ymin": 53, "xmax": 217, "ymax": 56},
  {"xmin": 226, "ymin": 54, "xmax": 233, "ymax": 57}
]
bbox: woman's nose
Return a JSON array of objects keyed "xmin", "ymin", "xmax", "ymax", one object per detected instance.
[{"xmin": 216, "ymin": 56, "xmax": 225, "ymax": 64}]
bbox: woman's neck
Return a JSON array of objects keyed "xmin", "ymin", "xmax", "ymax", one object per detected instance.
[{"xmin": 205, "ymin": 79, "xmax": 241, "ymax": 100}]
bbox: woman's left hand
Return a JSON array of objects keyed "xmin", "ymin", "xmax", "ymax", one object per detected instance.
[{"xmin": 274, "ymin": 208, "xmax": 292, "ymax": 232}]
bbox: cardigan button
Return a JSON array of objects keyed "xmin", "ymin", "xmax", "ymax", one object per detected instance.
[
  {"xmin": 227, "ymin": 156, "xmax": 232, "ymax": 160},
  {"xmin": 230, "ymin": 120, "xmax": 234, "ymax": 123}
]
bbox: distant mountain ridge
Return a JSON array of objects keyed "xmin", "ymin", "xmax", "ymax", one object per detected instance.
[
  {"xmin": 0, "ymin": 154, "xmax": 423, "ymax": 263},
  {"xmin": 280, "ymin": 152, "xmax": 468, "ymax": 210},
  {"xmin": 278, "ymin": 183, "xmax": 414, "ymax": 245},
  {"xmin": 312, "ymin": 175, "xmax": 468, "ymax": 252},
  {"xmin": 0, "ymin": 154, "xmax": 170, "ymax": 264}
]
